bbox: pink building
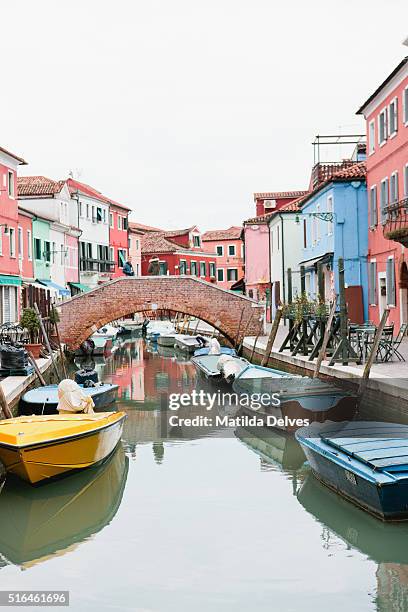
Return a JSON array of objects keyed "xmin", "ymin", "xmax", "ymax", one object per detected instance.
[
  {"xmin": 201, "ymin": 226, "xmax": 244, "ymax": 290},
  {"xmin": 357, "ymin": 56, "xmax": 408, "ymax": 327}
]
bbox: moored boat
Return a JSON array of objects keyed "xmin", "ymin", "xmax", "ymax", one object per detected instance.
[
  {"xmin": 157, "ymin": 333, "xmax": 176, "ymax": 347},
  {"xmin": 191, "ymin": 354, "xmax": 224, "ymax": 381},
  {"xmin": 19, "ymin": 383, "xmax": 119, "ymax": 415},
  {"xmin": 92, "ymin": 324, "xmax": 119, "ymax": 340},
  {"xmin": 296, "ymin": 421, "xmax": 408, "ymax": 521},
  {"xmin": 193, "ymin": 347, "xmax": 236, "ymax": 357},
  {"xmin": 174, "ymin": 334, "xmax": 206, "ymax": 353},
  {"xmin": 0, "ymin": 411, "xmax": 126, "ymax": 484}
]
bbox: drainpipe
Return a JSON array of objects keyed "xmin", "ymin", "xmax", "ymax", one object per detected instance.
[
  {"xmin": 267, "ymin": 219, "xmax": 273, "ymax": 321},
  {"xmin": 279, "ymin": 213, "xmax": 286, "ymax": 303}
]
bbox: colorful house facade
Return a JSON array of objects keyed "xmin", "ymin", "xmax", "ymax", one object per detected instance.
[
  {"xmin": 109, "ymin": 201, "xmax": 131, "ymax": 278},
  {"xmin": 201, "ymin": 226, "xmax": 244, "ymax": 290},
  {"xmin": 299, "ymin": 162, "xmax": 368, "ymax": 323},
  {"xmin": 141, "ymin": 226, "xmax": 217, "ymax": 281},
  {"xmin": 0, "ymin": 147, "xmax": 27, "ymax": 323},
  {"xmin": 128, "ymin": 222, "xmax": 161, "ymax": 277},
  {"xmin": 357, "ymin": 56, "xmax": 408, "ymax": 326}
]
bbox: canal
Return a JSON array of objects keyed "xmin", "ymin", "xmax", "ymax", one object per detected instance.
[{"xmin": 0, "ymin": 335, "xmax": 406, "ymax": 611}]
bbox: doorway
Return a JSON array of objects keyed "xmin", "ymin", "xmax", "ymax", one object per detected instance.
[
  {"xmin": 378, "ymin": 273, "xmax": 387, "ymax": 320},
  {"xmin": 399, "ymin": 261, "xmax": 408, "ymax": 324}
]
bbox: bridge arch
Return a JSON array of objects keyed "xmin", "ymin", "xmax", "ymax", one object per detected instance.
[{"xmin": 57, "ymin": 276, "xmax": 263, "ymax": 350}]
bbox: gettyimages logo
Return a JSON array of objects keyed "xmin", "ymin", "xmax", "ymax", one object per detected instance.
[{"xmin": 159, "ymin": 390, "xmax": 310, "ymax": 437}]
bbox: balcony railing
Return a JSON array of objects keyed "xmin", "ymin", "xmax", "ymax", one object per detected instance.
[
  {"xmin": 311, "ymin": 160, "xmax": 357, "ymax": 189},
  {"xmin": 80, "ymin": 258, "xmax": 115, "ymax": 273},
  {"xmin": 383, "ymin": 197, "xmax": 408, "ymax": 245}
]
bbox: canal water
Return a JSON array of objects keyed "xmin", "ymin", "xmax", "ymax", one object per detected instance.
[{"xmin": 0, "ymin": 336, "xmax": 407, "ymax": 611}]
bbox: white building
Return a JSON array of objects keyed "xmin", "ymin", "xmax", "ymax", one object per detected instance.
[
  {"xmin": 67, "ymin": 179, "xmax": 112, "ymax": 288},
  {"xmin": 268, "ymin": 201, "xmax": 305, "ymax": 317}
]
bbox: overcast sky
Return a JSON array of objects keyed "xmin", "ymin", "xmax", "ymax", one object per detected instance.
[{"xmin": 3, "ymin": 1, "xmax": 408, "ymax": 230}]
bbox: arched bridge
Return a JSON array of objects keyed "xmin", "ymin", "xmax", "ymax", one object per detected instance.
[{"xmin": 57, "ymin": 276, "xmax": 264, "ymax": 350}]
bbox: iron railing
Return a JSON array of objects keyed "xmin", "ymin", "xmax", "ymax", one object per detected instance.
[
  {"xmin": 80, "ymin": 258, "xmax": 115, "ymax": 273},
  {"xmin": 383, "ymin": 197, "xmax": 408, "ymax": 242}
]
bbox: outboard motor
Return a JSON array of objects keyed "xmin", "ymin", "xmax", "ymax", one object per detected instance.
[{"xmin": 75, "ymin": 366, "xmax": 99, "ymax": 385}]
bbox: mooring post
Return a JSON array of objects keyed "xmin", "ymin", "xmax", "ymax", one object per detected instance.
[
  {"xmin": 34, "ymin": 303, "xmax": 61, "ymax": 381},
  {"xmin": 261, "ymin": 307, "xmax": 283, "ymax": 366},
  {"xmin": 313, "ymin": 298, "xmax": 337, "ymax": 378},
  {"xmin": 359, "ymin": 308, "xmax": 390, "ymax": 396}
]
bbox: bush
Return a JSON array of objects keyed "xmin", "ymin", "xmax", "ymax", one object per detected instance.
[{"xmin": 20, "ymin": 307, "xmax": 40, "ymax": 343}]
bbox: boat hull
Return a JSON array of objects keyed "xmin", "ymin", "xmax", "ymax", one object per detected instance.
[
  {"xmin": 0, "ymin": 414, "xmax": 126, "ymax": 484},
  {"xmin": 19, "ymin": 384, "xmax": 119, "ymax": 416},
  {"xmin": 157, "ymin": 336, "xmax": 176, "ymax": 347},
  {"xmin": 300, "ymin": 442, "xmax": 408, "ymax": 521}
]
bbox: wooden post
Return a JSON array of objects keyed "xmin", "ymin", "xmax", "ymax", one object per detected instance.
[
  {"xmin": 194, "ymin": 318, "xmax": 200, "ymax": 334},
  {"xmin": 237, "ymin": 312, "xmax": 254, "ymax": 354},
  {"xmin": 287, "ymin": 268, "xmax": 293, "ymax": 304},
  {"xmin": 317, "ymin": 263, "xmax": 325, "ymax": 302},
  {"xmin": 34, "ymin": 303, "xmax": 61, "ymax": 381},
  {"xmin": 338, "ymin": 257, "xmax": 348, "ymax": 364},
  {"xmin": 234, "ymin": 308, "xmax": 245, "ymax": 348},
  {"xmin": 249, "ymin": 316, "xmax": 265, "ymax": 362},
  {"xmin": 300, "ymin": 265, "xmax": 306, "ymax": 294},
  {"xmin": 52, "ymin": 307, "xmax": 68, "ymax": 379},
  {"xmin": 261, "ymin": 307, "xmax": 283, "ymax": 366},
  {"xmin": 359, "ymin": 308, "xmax": 389, "ymax": 396},
  {"xmin": 313, "ymin": 298, "xmax": 337, "ymax": 378},
  {"xmin": 0, "ymin": 382, "xmax": 13, "ymax": 419},
  {"xmin": 26, "ymin": 351, "xmax": 47, "ymax": 386}
]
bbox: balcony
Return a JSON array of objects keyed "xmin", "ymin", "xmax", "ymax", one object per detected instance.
[
  {"xmin": 383, "ymin": 198, "xmax": 408, "ymax": 246},
  {"xmin": 80, "ymin": 258, "xmax": 115, "ymax": 273}
]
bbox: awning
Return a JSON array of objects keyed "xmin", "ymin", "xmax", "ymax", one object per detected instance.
[
  {"xmin": 0, "ymin": 275, "xmax": 22, "ymax": 286},
  {"xmin": 23, "ymin": 281, "xmax": 51, "ymax": 291},
  {"xmin": 37, "ymin": 279, "xmax": 70, "ymax": 296},
  {"xmin": 69, "ymin": 282, "xmax": 92, "ymax": 293},
  {"xmin": 230, "ymin": 277, "xmax": 245, "ymax": 292},
  {"xmin": 299, "ymin": 252, "xmax": 333, "ymax": 270}
]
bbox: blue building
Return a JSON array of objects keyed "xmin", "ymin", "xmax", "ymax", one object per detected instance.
[{"xmin": 298, "ymin": 162, "xmax": 368, "ymax": 322}]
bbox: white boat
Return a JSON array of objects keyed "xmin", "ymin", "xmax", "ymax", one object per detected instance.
[
  {"xmin": 157, "ymin": 333, "xmax": 177, "ymax": 347},
  {"xmin": 146, "ymin": 321, "xmax": 175, "ymax": 337},
  {"xmin": 174, "ymin": 334, "xmax": 206, "ymax": 353},
  {"xmin": 92, "ymin": 324, "xmax": 119, "ymax": 340}
]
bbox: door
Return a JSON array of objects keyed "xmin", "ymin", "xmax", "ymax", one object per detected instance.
[{"xmin": 378, "ymin": 273, "xmax": 387, "ymax": 320}]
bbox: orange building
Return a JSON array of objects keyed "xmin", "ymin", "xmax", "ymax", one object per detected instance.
[{"xmin": 201, "ymin": 226, "xmax": 244, "ymax": 290}]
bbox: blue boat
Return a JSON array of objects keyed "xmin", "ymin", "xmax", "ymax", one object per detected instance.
[
  {"xmin": 193, "ymin": 347, "xmax": 236, "ymax": 357},
  {"xmin": 296, "ymin": 421, "xmax": 408, "ymax": 521},
  {"xmin": 19, "ymin": 383, "xmax": 119, "ymax": 416}
]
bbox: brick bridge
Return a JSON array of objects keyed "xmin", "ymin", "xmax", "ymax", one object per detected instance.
[{"xmin": 57, "ymin": 276, "xmax": 264, "ymax": 350}]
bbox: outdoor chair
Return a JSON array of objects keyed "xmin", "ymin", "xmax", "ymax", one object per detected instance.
[{"xmin": 378, "ymin": 323, "xmax": 408, "ymax": 362}]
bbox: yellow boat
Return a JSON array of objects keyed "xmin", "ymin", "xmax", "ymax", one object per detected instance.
[{"xmin": 0, "ymin": 412, "xmax": 126, "ymax": 484}]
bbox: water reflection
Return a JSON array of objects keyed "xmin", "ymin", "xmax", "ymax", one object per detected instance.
[
  {"xmin": 298, "ymin": 473, "xmax": 408, "ymax": 611},
  {"xmin": 0, "ymin": 447, "xmax": 128, "ymax": 569}
]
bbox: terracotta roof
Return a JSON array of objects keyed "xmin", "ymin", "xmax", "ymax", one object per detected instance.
[
  {"xmin": 129, "ymin": 221, "xmax": 162, "ymax": 233},
  {"xmin": 357, "ymin": 56, "xmax": 408, "ymax": 114},
  {"xmin": 107, "ymin": 198, "xmax": 132, "ymax": 212},
  {"xmin": 253, "ymin": 190, "xmax": 308, "ymax": 200},
  {"xmin": 17, "ymin": 176, "xmax": 66, "ymax": 197},
  {"xmin": 67, "ymin": 178, "xmax": 108, "ymax": 202},
  {"xmin": 244, "ymin": 211, "xmax": 274, "ymax": 224},
  {"xmin": 299, "ymin": 162, "xmax": 366, "ymax": 209},
  {"xmin": 162, "ymin": 226, "xmax": 197, "ymax": 238},
  {"xmin": 202, "ymin": 226, "xmax": 242, "ymax": 241},
  {"xmin": 0, "ymin": 146, "xmax": 27, "ymax": 165},
  {"xmin": 141, "ymin": 233, "xmax": 180, "ymax": 254}
]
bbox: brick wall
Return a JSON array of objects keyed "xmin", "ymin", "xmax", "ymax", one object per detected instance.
[{"xmin": 58, "ymin": 276, "xmax": 263, "ymax": 349}]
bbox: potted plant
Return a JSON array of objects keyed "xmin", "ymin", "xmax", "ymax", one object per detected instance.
[{"xmin": 20, "ymin": 307, "xmax": 42, "ymax": 359}]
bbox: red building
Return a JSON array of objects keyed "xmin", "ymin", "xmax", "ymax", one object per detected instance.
[
  {"xmin": 141, "ymin": 226, "xmax": 217, "ymax": 281},
  {"xmin": 109, "ymin": 200, "xmax": 131, "ymax": 277},
  {"xmin": 357, "ymin": 56, "xmax": 408, "ymax": 327},
  {"xmin": 201, "ymin": 226, "xmax": 244, "ymax": 290},
  {"xmin": 254, "ymin": 191, "xmax": 308, "ymax": 217},
  {"xmin": 0, "ymin": 146, "xmax": 27, "ymax": 323}
]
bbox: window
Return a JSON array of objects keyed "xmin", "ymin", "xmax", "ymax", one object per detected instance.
[
  {"xmin": 179, "ymin": 259, "xmax": 187, "ymax": 274},
  {"xmin": 109, "ymin": 213, "xmax": 113, "ymax": 228},
  {"xmin": 87, "ymin": 243, "xmax": 93, "ymax": 259},
  {"xmin": 51, "ymin": 241, "xmax": 56, "ymax": 264},
  {"xmin": 34, "ymin": 238, "xmax": 42, "ymax": 260},
  {"xmin": 96, "ymin": 207, "xmax": 103, "ymax": 223},
  {"xmin": 1, "ymin": 286, "xmax": 18, "ymax": 323},
  {"xmin": 135, "ymin": 239, "xmax": 139, "ymax": 250},
  {"xmin": 79, "ymin": 202, "xmax": 83, "ymax": 217},
  {"xmin": 118, "ymin": 249, "xmax": 126, "ymax": 267},
  {"xmin": 9, "ymin": 228, "xmax": 15, "ymax": 258},
  {"xmin": 316, "ymin": 204, "xmax": 321, "ymax": 240},
  {"xmin": 118, "ymin": 216, "xmax": 122, "ymax": 230},
  {"xmin": 386, "ymin": 257, "xmax": 396, "ymax": 306},
  {"xmin": 200, "ymin": 262, "xmax": 206, "ymax": 276},
  {"xmin": 311, "ymin": 215, "xmax": 316, "ymax": 245},
  {"xmin": 159, "ymin": 261, "xmax": 168, "ymax": 275},
  {"xmin": 327, "ymin": 196, "xmax": 334, "ymax": 235},
  {"xmin": 27, "ymin": 230, "xmax": 32, "ymax": 260},
  {"xmin": 303, "ymin": 219, "xmax": 307, "ymax": 248},
  {"xmin": 7, "ymin": 171, "xmax": 14, "ymax": 198},
  {"xmin": 193, "ymin": 235, "xmax": 201, "ymax": 247},
  {"xmin": 369, "ymin": 120, "xmax": 375, "ymax": 154},
  {"xmin": 227, "ymin": 268, "xmax": 238, "ymax": 282},
  {"xmin": 369, "ymin": 186, "xmax": 378, "ymax": 228},
  {"xmin": 91, "ymin": 206, "xmax": 96, "ymax": 222},
  {"xmin": 389, "ymin": 98, "xmax": 398, "ymax": 137},
  {"xmin": 86, "ymin": 203, "xmax": 89, "ymax": 219},
  {"xmin": 190, "ymin": 261, "xmax": 197, "ymax": 276},
  {"xmin": 228, "ymin": 244, "xmax": 236, "ymax": 256},
  {"xmin": 103, "ymin": 209, "xmax": 106, "ymax": 224},
  {"xmin": 390, "ymin": 172, "xmax": 399, "ymax": 204},
  {"xmin": 380, "ymin": 178, "xmax": 389, "ymax": 224},
  {"xmin": 18, "ymin": 227, "xmax": 23, "ymax": 259},
  {"xmin": 123, "ymin": 217, "xmax": 128, "ymax": 230},
  {"xmin": 60, "ymin": 243, "xmax": 65, "ymax": 265},
  {"xmin": 44, "ymin": 240, "xmax": 51, "ymax": 262},
  {"xmin": 209, "ymin": 262, "xmax": 216, "ymax": 277},
  {"xmin": 378, "ymin": 108, "xmax": 388, "ymax": 145},
  {"xmin": 216, "ymin": 245, "xmax": 224, "ymax": 256},
  {"xmin": 404, "ymin": 86, "xmax": 408, "ymax": 125},
  {"xmin": 217, "ymin": 268, "xmax": 224, "ymax": 282},
  {"xmin": 405, "ymin": 164, "xmax": 408, "ymax": 197}
]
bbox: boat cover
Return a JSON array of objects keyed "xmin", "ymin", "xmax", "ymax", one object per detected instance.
[{"xmin": 57, "ymin": 379, "xmax": 95, "ymax": 414}]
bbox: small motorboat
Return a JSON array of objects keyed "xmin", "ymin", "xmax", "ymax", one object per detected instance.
[
  {"xmin": 157, "ymin": 333, "xmax": 177, "ymax": 347},
  {"xmin": 191, "ymin": 354, "xmax": 224, "ymax": 381},
  {"xmin": 19, "ymin": 383, "xmax": 119, "ymax": 415},
  {"xmin": 92, "ymin": 324, "xmax": 119, "ymax": 340},
  {"xmin": 0, "ymin": 411, "xmax": 126, "ymax": 484},
  {"xmin": 193, "ymin": 347, "xmax": 236, "ymax": 357},
  {"xmin": 174, "ymin": 334, "xmax": 207, "ymax": 353},
  {"xmin": 296, "ymin": 421, "xmax": 408, "ymax": 521},
  {"xmin": 217, "ymin": 355, "xmax": 250, "ymax": 384}
]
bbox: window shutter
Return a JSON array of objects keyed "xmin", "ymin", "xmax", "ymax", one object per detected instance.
[
  {"xmin": 386, "ymin": 258, "xmax": 396, "ymax": 306},
  {"xmin": 369, "ymin": 262, "xmax": 377, "ymax": 305},
  {"xmin": 394, "ymin": 98, "xmax": 398, "ymax": 133},
  {"xmin": 370, "ymin": 187, "xmax": 377, "ymax": 228}
]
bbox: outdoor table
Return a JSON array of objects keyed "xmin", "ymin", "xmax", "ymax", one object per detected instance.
[{"xmin": 349, "ymin": 325, "xmax": 377, "ymax": 363}]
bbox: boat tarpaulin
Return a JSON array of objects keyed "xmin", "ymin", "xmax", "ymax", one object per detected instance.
[{"xmin": 37, "ymin": 279, "xmax": 70, "ymax": 296}]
